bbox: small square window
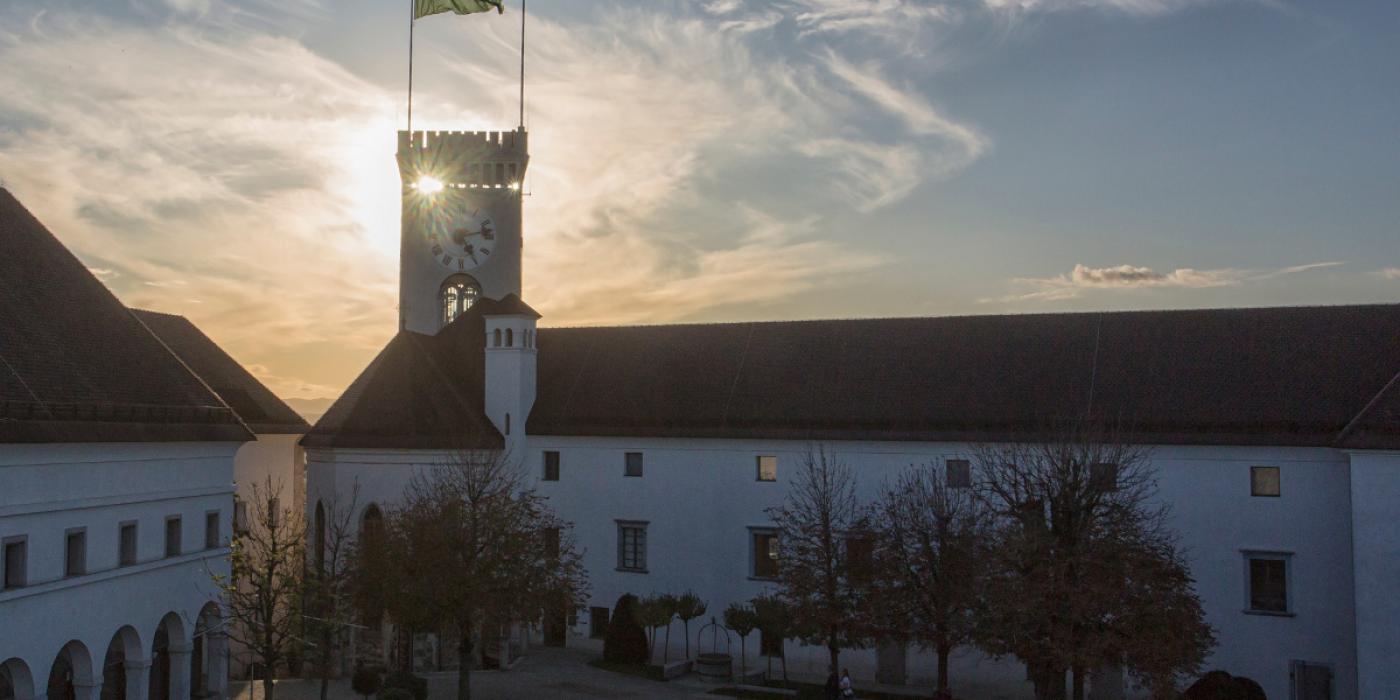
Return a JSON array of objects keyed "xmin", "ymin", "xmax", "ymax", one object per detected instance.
[
  {"xmin": 751, "ymin": 530, "xmax": 779, "ymax": 580},
  {"xmin": 65, "ymin": 529, "xmax": 86, "ymax": 577},
  {"xmin": 757, "ymin": 456, "xmax": 778, "ymax": 482},
  {"xmin": 624, "ymin": 452, "xmax": 644, "ymax": 478},
  {"xmin": 946, "ymin": 459, "xmax": 972, "ymax": 489},
  {"xmin": 3, "ymin": 537, "xmax": 27, "ymax": 589},
  {"xmin": 119, "ymin": 522, "xmax": 138, "ymax": 567},
  {"xmin": 616, "ymin": 522, "xmax": 648, "ymax": 572},
  {"xmin": 165, "ymin": 517, "xmax": 182, "ymax": 558},
  {"xmin": 1090, "ymin": 463, "xmax": 1119, "ymax": 492},
  {"xmin": 543, "ymin": 451, "xmax": 561, "ymax": 481},
  {"xmin": 205, "ymin": 512, "xmax": 221, "ymax": 550},
  {"xmin": 1245, "ymin": 553, "xmax": 1290, "ymax": 614},
  {"xmin": 1251, "ymin": 466, "xmax": 1280, "ymax": 497}
]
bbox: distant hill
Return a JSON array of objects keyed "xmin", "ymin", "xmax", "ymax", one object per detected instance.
[{"xmin": 285, "ymin": 397, "xmax": 335, "ymax": 425}]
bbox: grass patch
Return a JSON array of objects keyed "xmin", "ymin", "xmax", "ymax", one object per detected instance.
[{"xmin": 587, "ymin": 658, "xmax": 668, "ymax": 682}]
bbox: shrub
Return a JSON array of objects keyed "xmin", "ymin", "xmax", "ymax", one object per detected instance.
[
  {"xmin": 1183, "ymin": 670, "xmax": 1266, "ymax": 700},
  {"xmin": 377, "ymin": 689, "xmax": 414, "ymax": 700},
  {"xmin": 381, "ymin": 670, "xmax": 428, "ymax": 700},
  {"xmin": 603, "ymin": 593, "xmax": 651, "ymax": 665},
  {"xmin": 351, "ymin": 666, "xmax": 382, "ymax": 699}
]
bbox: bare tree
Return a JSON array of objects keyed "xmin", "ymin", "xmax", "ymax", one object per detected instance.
[
  {"xmin": 972, "ymin": 424, "xmax": 1214, "ymax": 700},
  {"xmin": 869, "ymin": 461, "xmax": 989, "ymax": 696},
  {"xmin": 765, "ymin": 445, "xmax": 869, "ymax": 675},
  {"xmin": 357, "ymin": 449, "xmax": 590, "ymax": 700},
  {"xmin": 304, "ymin": 483, "xmax": 361, "ymax": 700},
  {"xmin": 215, "ymin": 477, "xmax": 305, "ymax": 700}
]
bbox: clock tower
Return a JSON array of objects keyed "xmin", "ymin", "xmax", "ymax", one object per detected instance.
[{"xmin": 397, "ymin": 128, "xmax": 528, "ymax": 334}]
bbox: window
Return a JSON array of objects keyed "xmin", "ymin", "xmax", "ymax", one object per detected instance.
[
  {"xmin": 233, "ymin": 498, "xmax": 248, "ymax": 535},
  {"xmin": 440, "ymin": 275, "xmax": 481, "ymax": 327},
  {"xmin": 751, "ymin": 529, "xmax": 779, "ymax": 579},
  {"xmin": 757, "ymin": 456, "xmax": 777, "ymax": 482},
  {"xmin": 3, "ymin": 537, "xmax": 26, "ymax": 589},
  {"xmin": 506, "ymin": 328, "xmax": 514, "ymax": 347},
  {"xmin": 268, "ymin": 497, "xmax": 281, "ymax": 529},
  {"xmin": 65, "ymin": 529, "xmax": 86, "ymax": 577},
  {"xmin": 543, "ymin": 527, "xmax": 560, "ymax": 561},
  {"xmin": 589, "ymin": 606, "xmax": 610, "ymax": 639},
  {"xmin": 845, "ymin": 535, "xmax": 874, "ymax": 583},
  {"xmin": 505, "ymin": 413, "xmax": 511, "ymax": 435},
  {"xmin": 543, "ymin": 451, "xmax": 560, "ymax": 481},
  {"xmin": 1090, "ymin": 462, "xmax": 1118, "ymax": 492},
  {"xmin": 119, "ymin": 522, "xmax": 138, "ymax": 567},
  {"xmin": 165, "ymin": 517, "xmax": 182, "ymax": 558},
  {"xmin": 1245, "ymin": 552, "xmax": 1291, "ymax": 614},
  {"xmin": 1251, "ymin": 466, "xmax": 1281, "ymax": 497},
  {"xmin": 624, "ymin": 452, "xmax": 644, "ymax": 478},
  {"xmin": 206, "ymin": 512, "xmax": 221, "ymax": 550},
  {"xmin": 493, "ymin": 328, "xmax": 502, "ymax": 347},
  {"xmin": 946, "ymin": 459, "xmax": 972, "ymax": 489},
  {"xmin": 617, "ymin": 522, "xmax": 648, "ymax": 572}
]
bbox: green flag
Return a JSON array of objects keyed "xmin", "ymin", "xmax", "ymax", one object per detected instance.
[{"xmin": 413, "ymin": 0, "xmax": 503, "ymax": 19}]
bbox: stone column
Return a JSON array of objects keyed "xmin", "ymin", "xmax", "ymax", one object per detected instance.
[
  {"xmin": 71, "ymin": 681, "xmax": 101, "ymax": 700},
  {"xmin": 123, "ymin": 660, "xmax": 151, "ymax": 700},
  {"xmin": 206, "ymin": 632, "xmax": 230, "ymax": 700},
  {"xmin": 167, "ymin": 643, "xmax": 193, "ymax": 700}
]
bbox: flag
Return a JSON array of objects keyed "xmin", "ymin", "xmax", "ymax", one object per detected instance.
[{"xmin": 413, "ymin": 0, "xmax": 503, "ymax": 19}]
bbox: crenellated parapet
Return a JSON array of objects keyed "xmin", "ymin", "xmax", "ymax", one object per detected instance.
[{"xmin": 397, "ymin": 128, "xmax": 529, "ymax": 188}]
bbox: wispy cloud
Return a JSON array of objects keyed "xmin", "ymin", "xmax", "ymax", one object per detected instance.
[{"xmin": 984, "ymin": 261, "xmax": 1344, "ymax": 302}]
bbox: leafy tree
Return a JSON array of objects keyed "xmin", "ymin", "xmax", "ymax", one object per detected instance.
[
  {"xmin": 357, "ymin": 449, "xmax": 590, "ymax": 700},
  {"xmin": 765, "ymin": 445, "xmax": 869, "ymax": 675},
  {"xmin": 674, "ymin": 592, "xmax": 707, "ymax": 659},
  {"xmin": 603, "ymin": 594, "xmax": 650, "ymax": 664},
  {"xmin": 304, "ymin": 483, "xmax": 361, "ymax": 700},
  {"xmin": 214, "ymin": 477, "xmax": 304, "ymax": 700},
  {"xmin": 636, "ymin": 595, "xmax": 674, "ymax": 663},
  {"xmin": 972, "ymin": 424, "xmax": 1215, "ymax": 700},
  {"xmin": 657, "ymin": 594, "xmax": 680, "ymax": 663},
  {"xmin": 751, "ymin": 594, "xmax": 793, "ymax": 684},
  {"xmin": 723, "ymin": 603, "xmax": 759, "ymax": 683},
  {"xmin": 869, "ymin": 461, "xmax": 989, "ymax": 694}
]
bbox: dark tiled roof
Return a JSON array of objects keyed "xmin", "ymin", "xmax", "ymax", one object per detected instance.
[
  {"xmin": 475, "ymin": 293, "xmax": 541, "ymax": 318},
  {"xmin": 131, "ymin": 309, "xmax": 309, "ymax": 434},
  {"xmin": 0, "ymin": 189, "xmax": 252, "ymax": 443},
  {"xmin": 301, "ymin": 311, "xmax": 503, "ymax": 450},
  {"xmin": 306, "ymin": 300, "xmax": 1400, "ymax": 450}
]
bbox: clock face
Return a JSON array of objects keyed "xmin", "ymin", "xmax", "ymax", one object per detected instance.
[{"xmin": 428, "ymin": 201, "xmax": 495, "ymax": 271}]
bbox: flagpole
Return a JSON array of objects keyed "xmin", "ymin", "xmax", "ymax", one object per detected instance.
[
  {"xmin": 519, "ymin": 0, "xmax": 526, "ymax": 129},
  {"xmin": 408, "ymin": 0, "xmax": 416, "ymax": 134}
]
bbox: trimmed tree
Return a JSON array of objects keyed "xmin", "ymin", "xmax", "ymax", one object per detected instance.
[
  {"xmin": 603, "ymin": 594, "xmax": 650, "ymax": 665},
  {"xmin": 751, "ymin": 594, "xmax": 792, "ymax": 684},
  {"xmin": 723, "ymin": 603, "xmax": 759, "ymax": 683},
  {"xmin": 674, "ymin": 592, "xmax": 707, "ymax": 659},
  {"xmin": 636, "ymin": 595, "xmax": 674, "ymax": 663}
]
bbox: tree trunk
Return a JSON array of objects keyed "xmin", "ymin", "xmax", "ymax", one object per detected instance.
[
  {"xmin": 936, "ymin": 642, "xmax": 951, "ymax": 692},
  {"xmin": 781, "ymin": 646, "xmax": 789, "ymax": 685},
  {"xmin": 683, "ymin": 620, "xmax": 691, "ymax": 659},
  {"xmin": 1071, "ymin": 665, "xmax": 1085, "ymax": 700},
  {"xmin": 457, "ymin": 632, "xmax": 474, "ymax": 700},
  {"xmin": 261, "ymin": 674, "xmax": 275, "ymax": 700},
  {"xmin": 827, "ymin": 641, "xmax": 839, "ymax": 676}
]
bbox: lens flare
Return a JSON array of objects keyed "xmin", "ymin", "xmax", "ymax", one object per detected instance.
[{"xmin": 416, "ymin": 176, "xmax": 445, "ymax": 194}]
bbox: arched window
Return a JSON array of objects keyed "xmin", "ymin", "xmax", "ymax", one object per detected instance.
[
  {"xmin": 314, "ymin": 501, "xmax": 326, "ymax": 574},
  {"xmin": 361, "ymin": 504, "xmax": 384, "ymax": 543},
  {"xmin": 505, "ymin": 413, "xmax": 511, "ymax": 435},
  {"xmin": 493, "ymin": 329, "xmax": 502, "ymax": 347},
  {"xmin": 440, "ymin": 275, "xmax": 481, "ymax": 327},
  {"xmin": 506, "ymin": 328, "xmax": 514, "ymax": 347}
]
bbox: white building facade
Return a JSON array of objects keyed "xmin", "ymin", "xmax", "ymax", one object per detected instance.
[{"xmin": 301, "ymin": 129, "xmax": 1400, "ymax": 700}]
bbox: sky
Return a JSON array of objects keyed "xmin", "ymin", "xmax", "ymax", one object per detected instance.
[{"xmin": 0, "ymin": 0, "xmax": 1396, "ymax": 402}]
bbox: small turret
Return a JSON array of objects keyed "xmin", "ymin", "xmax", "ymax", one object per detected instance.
[{"xmin": 478, "ymin": 294, "xmax": 540, "ymax": 456}]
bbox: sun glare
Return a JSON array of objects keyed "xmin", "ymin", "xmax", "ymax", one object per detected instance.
[{"xmin": 416, "ymin": 175, "xmax": 445, "ymax": 194}]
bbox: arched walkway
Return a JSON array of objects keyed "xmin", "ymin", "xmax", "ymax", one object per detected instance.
[
  {"xmin": 191, "ymin": 603, "xmax": 227, "ymax": 700},
  {"xmin": 149, "ymin": 612, "xmax": 190, "ymax": 700},
  {"xmin": 101, "ymin": 626, "xmax": 146, "ymax": 700},
  {"xmin": 1, "ymin": 657, "xmax": 35, "ymax": 700},
  {"xmin": 46, "ymin": 641, "xmax": 95, "ymax": 700}
]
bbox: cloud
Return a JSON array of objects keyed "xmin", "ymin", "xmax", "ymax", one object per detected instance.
[
  {"xmin": 985, "ymin": 261, "xmax": 1343, "ymax": 302},
  {"xmin": 1377, "ymin": 268, "xmax": 1400, "ymax": 280}
]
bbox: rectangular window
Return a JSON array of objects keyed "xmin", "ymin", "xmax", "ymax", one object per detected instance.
[
  {"xmin": 624, "ymin": 452, "xmax": 644, "ymax": 478},
  {"xmin": 268, "ymin": 497, "xmax": 281, "ymax": 529},
  {"xmin": 3, "ymin": 537, "xmax": 27, "ymax": 589},
  {"xmin": 757, "ymin": 456, "xmax": 778, "ymax": 482},
  {"xmin": 617, "ymin": 522, "xmax": 648, "ymax": 572},
  {"xmin": 205, "ymin": 511, "xmax": 221, "ymax": 550},
  {"xmin": 1245, "ymin": 553, "xmax": 1290, "ymax": 614},
  {"xmin": 1251, "ymin": 466, "xmax": 1281, "ymax": 497},
  {"xmin": 589, "ymin": 606, "xmax": 610, "ymax": 639},
  {"xmin": 65, "ymin": 529, "xmax": 86, "ymax": 577},
  {"xmin": 946, "ymin": 459, "xmax": 972, "ymax": 489},
  {"xmin": 751, "ymin": 529, "xmax": 779, "ymax": 580},
  {"xmin": 543, "ymin": 451, "xmax": 561, "ymax": 481},
  {"xmin": 1090, "ymin": 462, "xmax": 1119, "ymax": 492},
  {"xmin": 845, "ymin": 535, "xmax": 874, "ymax": 583},
  {"xmin": 233, "ymin": 499, "xmax": 248, "ymax": 535},
  {"xmin": 119, "ymin": 522, "xmax": 138, "ymax": 567},
  {"xmin": 543, "ymin": 527, "xmax": 561, "ymax": 561},
  {"xmin": 165, "ymin": 517, "xmax": 182, "ymax": 558}
]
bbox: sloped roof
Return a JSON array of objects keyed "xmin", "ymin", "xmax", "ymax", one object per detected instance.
[
  {"xmin": 131, "ymin": 309, "xmax": 309, "ymax": 434},
  {"xmin": 305, "ymin": 300, "xmax": 1400, "ymax": 450},
  {"xmin": 301, "ymin": 310, "xmax": 503, "ymax": 450},
  {"xmin": 0, "ymin": 188, "xmax": 252, "ymax": 443}
]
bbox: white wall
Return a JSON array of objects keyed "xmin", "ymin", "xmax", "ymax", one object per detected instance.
[
  {"xmin": 304, "ymin": 437, "xmax": 1361, "ymax": 700},
  {"xmin": 1347, "ymin": 450, "xmax": 1400, "ymax": 700},
  {"xmin": 0, "ymin": 441, "xmax": 240, "ymax": 698}
]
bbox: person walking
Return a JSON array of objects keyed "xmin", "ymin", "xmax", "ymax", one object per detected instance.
[{"xmin": 840, "ymin": 668, "xmax": 855, "ymax": 698}]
